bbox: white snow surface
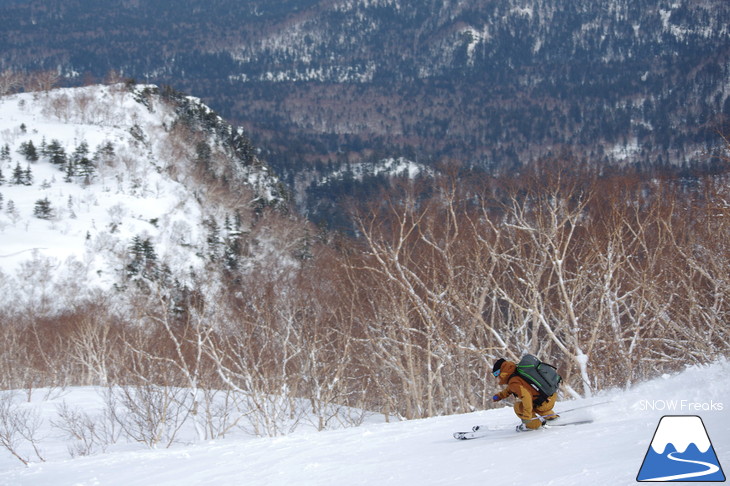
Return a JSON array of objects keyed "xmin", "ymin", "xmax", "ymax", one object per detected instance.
[
  {"xmin": 0, "ymin": 85, "xmax": 280, "ymax": 312},
  {"xmin": 1, "ymin": 361, "xmax": 728, "ymax": 486},
  {"xmin": 0, "ymin": 86, "xmax": 201, "ymax": 292}
]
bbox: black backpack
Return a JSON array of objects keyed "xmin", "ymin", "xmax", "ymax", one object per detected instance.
[{"xmin": 514, "ymin": 354, "xmax": 562, "ymax": 402}]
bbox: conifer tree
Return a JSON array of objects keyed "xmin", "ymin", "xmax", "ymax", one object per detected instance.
[
  {"xmin": 127, "ymin": 235, "xmax": 158, "ymax": 280},
  {"xmin": 195, "ymin": 141, "xmax": 212, "ymax": 173},
  {"xmin": 10, "ymin": 163, "xmax": 33, "ymax": 186},
  {"xmin": 77, "ymin": 157, "xmax": 96, "ymax": 183},
  {"xmin": 64, "ymin": 159, "xmax": 76, "ymax": 182},
  {"xmin": 93, "ymin": 141, "xmax": 115, "ymax": 167},
  {"xmin": 141, "ymin": 239, "xmax": 157, "ymax": 265},
  {"xmin": 73, "ymin": 141, "xmax": 95, "ymax": 184},
  {"xmin": 18, "ymin": 140, "xmax": 38, "ymax": 162},
  {"xmin": 23, "ymin": 165, "xmax": 33, "ymax": 185},
  {"xmin": 127, "ymin": 235, "xmax": 144, "ymax": 277},
  {"xmin": 73, "ymin": 142, "xmax": 89, "ymax": 163},
  {"xmin": 33, "ymin": 197, "xmax": 54, "ymax": 220},
  {"xmin": 11, "ymin": 162, "xmax": 25, "ymax": 185},
  {"xmin": 223, "ymin": 211, "xmax": 246, "ymax": 270},
  {"xmin": 205, "ymin": 217, "xmax": 221, "ymax": 262},
  {"xmin": 45, "ymin": 139, "xmax": 67, "ymax": 167},
  {"xmin": 6, "ymin": 199, "xmax": 17, "ymax": 222}
]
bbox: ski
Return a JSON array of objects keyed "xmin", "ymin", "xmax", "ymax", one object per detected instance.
[
  {"xmin": 453, "ymin": 426, "xmax": 516, "ymax": 440},
  {"xmin": 453, "ymin": 419, "xmax": 593, "ymax": 440},
  {"xmin": 453, "ymin": 430, "xmax": 488, "ymax": 440},
  {"xmin": 544, "ymin": 418, "xmax": 594, "ymax": 428},
  {"xmin": 453, "ymin": 400, "xmax": 607, "ymax": 440}
]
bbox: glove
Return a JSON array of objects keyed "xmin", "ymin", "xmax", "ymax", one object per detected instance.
[{"xmin": 492, "ymin": 395, "xmax": 501, "ymax": 402}]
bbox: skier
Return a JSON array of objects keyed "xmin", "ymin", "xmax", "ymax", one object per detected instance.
[{"xmin": 491, "ymin": 357, "xmax": 560, "ymax": 431}]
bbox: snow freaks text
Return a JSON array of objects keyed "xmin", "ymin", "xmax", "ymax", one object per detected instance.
[{"xmin": 637, "ymin": 400, "xmax": 724, "ymax": 412}]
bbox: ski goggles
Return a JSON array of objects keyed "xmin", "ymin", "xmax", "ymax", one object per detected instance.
[{"xmin": 492, "ymin": 369, "xmax": 501, "ymax": 377}]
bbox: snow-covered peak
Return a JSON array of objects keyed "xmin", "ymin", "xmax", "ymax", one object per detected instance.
[{"xmin": 650, "ymin": 415, "xmax": 712, "ymax": 454}]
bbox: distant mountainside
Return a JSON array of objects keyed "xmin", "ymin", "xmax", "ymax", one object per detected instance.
[
  {"xmin": 0, "ymin": 84, "xmax": 303, "ymax": 314},
  {"xmin": 1, "ymin": 0, "xmax": 729, "ymax": 219}
]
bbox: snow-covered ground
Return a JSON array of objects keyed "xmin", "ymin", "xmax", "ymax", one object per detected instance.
[
  {"xmin": 0, "ymin": 86, "xmax": 192, "ymax": 280},
  {"xmin": 0, "ymin": 85, "xmax": 281, "ymax": 313},
  {"xmin": 1, "ymin": 361, "xmax": 727, "ymax": 486}
]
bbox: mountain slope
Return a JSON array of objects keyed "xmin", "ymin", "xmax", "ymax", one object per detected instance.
[
  {"xmin": 1, "ymin": 0, "xmax": 728, "ymax": 176},
  {"xmin": 0, "ymin": 361, "xmax": 728, "ymax": 485},
  {"xmin": 0, "ymin": 84, "xmax": 288, "ymax": 313}
]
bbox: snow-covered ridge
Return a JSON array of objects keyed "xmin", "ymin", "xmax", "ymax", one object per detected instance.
[
  {"xmin": 0, "ymin": 84, "xmax": 283, "ymax": 312},
  {"xmin": 650, "ymin": 416, "xmax": 712, "ymax": 454},
  {"xmin": 320, "ymin": 156, "xmax": 432, "ymax": 185}
]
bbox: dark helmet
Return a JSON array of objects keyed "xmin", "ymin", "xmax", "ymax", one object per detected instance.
[{"xmin": 492, "ymin": 358, "xmax": 506, "ymax": 374}]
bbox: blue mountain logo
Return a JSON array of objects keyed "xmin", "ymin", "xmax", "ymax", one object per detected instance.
[{"xmin": 637, "ymin": 415, "xmax": 725, "ymax": 482}]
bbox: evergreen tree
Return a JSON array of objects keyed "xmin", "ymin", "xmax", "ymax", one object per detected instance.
[
  {"xmin": 73, "ymin": 141, "xmax": 95, "ymax": 184},
  {"xmin": 6, "ymin": 200, "xmax": 18, "ymax": 222},
  {"xmin": 18, "ymin": 140, "xmax": 38, "ymax": 162},
  {"xmin": 127, "ymin": 235, "xmax": 158, "ymax": 280},
  {"xmin": 11, "ymin": 162, "xmax": 25, "ymax": 185},
  {"xmin": 73, "ymin": 142, "xmax": 88, "ymax": 163},
  {"xmin": 195, "ymin": 141, "xmax": 212, "ymax": 172},
  {"xmin": 141, "ymin": 239, "xmax": 157, "ymax": 264},
  {"xmin": 72, "ymin": 141, "xmax": 90, "ymax": 164},
  {"xmin": 23, "ymin": 165, "xmax": 33, "ymax": 186},
  {"xmin": 223, "ymin": 213, "xmax": 242, "ymax": 270},
  {"xmin": 33, "ymin": 197, "xmax": 54, "ymax": 220},
  {"xmin": 205, "ymin": 217, "xmax": 221, "ymax": 262},
  {"xmin": 0, "ymin": 144, "xmax": 10, "ymax": 161},
  {"xmin": 229, "ymin": 131, "xmax": 255, "ymax": 166},
  {"xmin": 93, "ymin": 141, "xmax": 115, "ymax": 167},
  {"xmin": 64, "ymin": 159, "xmax": 76, "ymax": 182},
  {"xmin": 77, "ymin": 157, "xmax": 96, "ymax": 183},
  {"xmin": 45, "ymin": 139, "xmax": 67, "ymax": 167},
  {"xmin": 127, "ymin": 235, "xmax": 144, "ymax": 277}
]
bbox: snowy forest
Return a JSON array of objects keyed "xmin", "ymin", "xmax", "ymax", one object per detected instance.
[
  {"xmin": 1, "ymin": 75, "xmax": 728, "ymax": 459},
  {"xmin": 1, "ymin": 0, "xmax": 729, "ymax": 480},
  {"xmin": 2, "ymin": 0, "xmax": 729, "ymax": 225}
]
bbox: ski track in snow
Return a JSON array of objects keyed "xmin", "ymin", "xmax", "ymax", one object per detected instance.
[{"xmin": 0, "ymin": 361, "xmax": 728, "ymax": 486}]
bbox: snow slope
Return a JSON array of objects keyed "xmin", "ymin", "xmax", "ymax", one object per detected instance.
[
  {"xmin": 0, "ymin": 85, "xmax": 195, "ymax": 284},
  {"xmin": 1, "ymin": 361, "xmax": 728, "ymax": 486},
  {"xmin": 0, "ymin": 85, "xmax": 281, "ymax": 313}
]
